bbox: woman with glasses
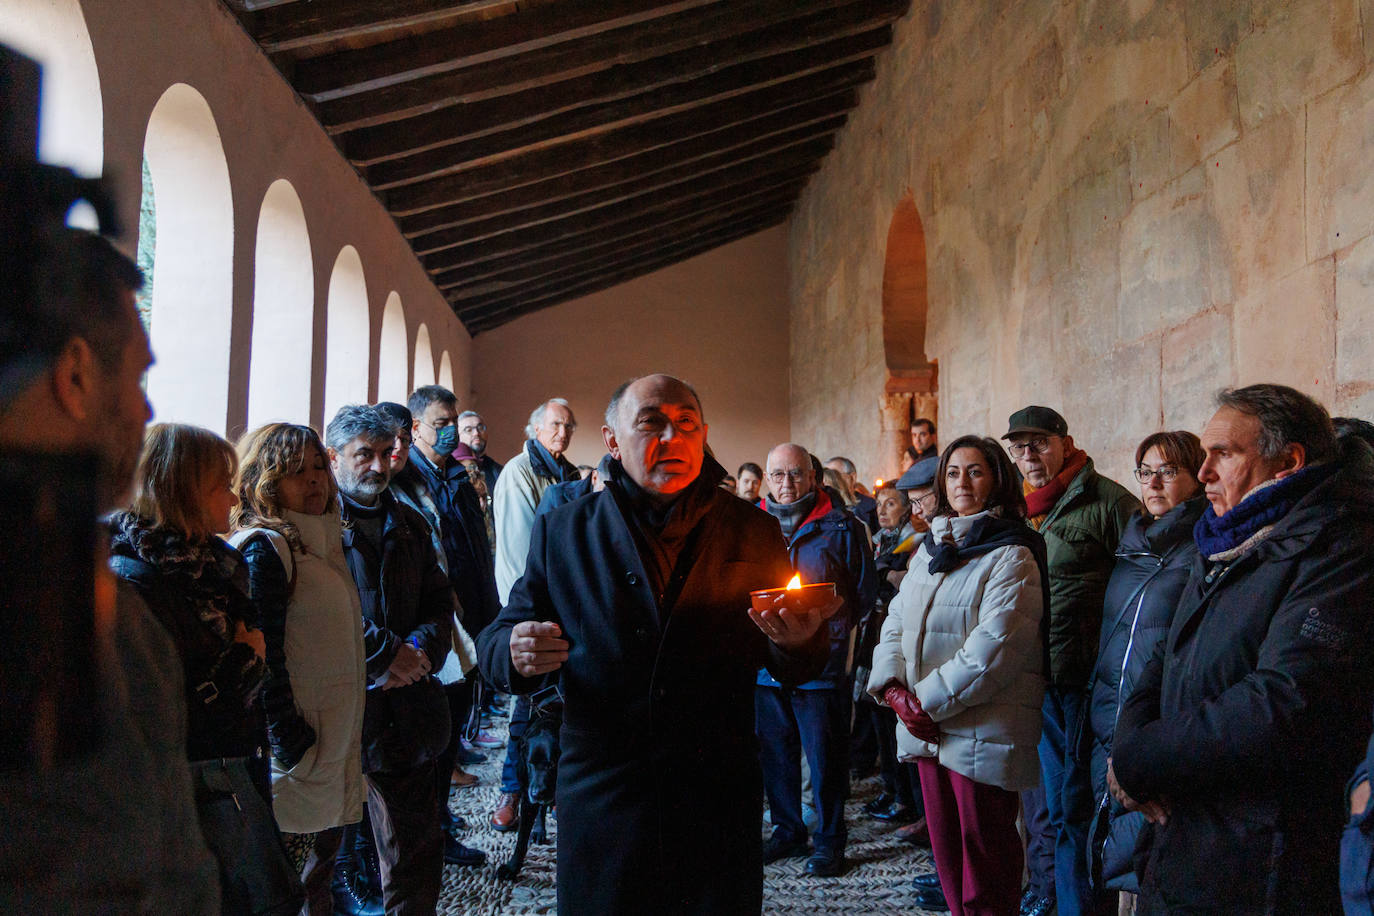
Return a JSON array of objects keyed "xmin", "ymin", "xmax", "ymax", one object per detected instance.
[
  {"xmin": 868, "ymin": 436, "xmax": 1050, "ymax": 915},
  {"xmin": 1086, "ymin": 431, "xmax": 1207, "ymax": 910}
]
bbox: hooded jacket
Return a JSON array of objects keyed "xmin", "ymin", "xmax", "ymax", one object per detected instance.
[{"xmin": 1113, "ymin": 439, "xmax": 1374, "ymax": 915}]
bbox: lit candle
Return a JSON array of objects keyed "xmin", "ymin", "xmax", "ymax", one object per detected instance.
[{"xmin": 785, "ymin": 573, "xmax": 802, "ymax": 591}]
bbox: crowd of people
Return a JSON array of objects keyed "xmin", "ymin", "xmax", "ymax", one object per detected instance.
[{"xmin": 8, "ymin": 215, "xmax": 1374, "ymax": 916}]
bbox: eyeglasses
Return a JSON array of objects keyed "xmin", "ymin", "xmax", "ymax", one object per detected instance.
[
  {"xmin": 767, "ymin": 469, "xmax": 808, "ymax": 484},
  {"xmin": 1134, "ymin": 465, "xmax": 1182, "ymax": 483},
  {"xmin": 458, "ymin": 423, "xmax": 486, "ymax": 434},
  {"xmin": 909, "ymin": 492, "xmax": 938, "ymax": 511},
  {"xmin": 1008, "ymin": 437, "xmax": 1055, "ymax": 458}
]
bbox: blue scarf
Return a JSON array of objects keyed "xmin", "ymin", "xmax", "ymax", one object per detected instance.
[{"xmin": 1192, "ymin": 463, "xmax": 1336, "ymax": 558}]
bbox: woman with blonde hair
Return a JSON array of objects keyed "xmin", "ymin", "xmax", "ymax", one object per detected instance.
[
  {"xmin": 231, "ymin": 422, "xmax": 367, "ymax": 915},
  {"xmin": 109, "ymin": 423, "xmax": 300, "ymax": 915}
]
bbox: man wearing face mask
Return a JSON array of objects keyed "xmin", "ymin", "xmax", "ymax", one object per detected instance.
[
  {"xmin": 327, "ymin": 405, "xmax": 454, "ymax": 914},
  {"xmin": 403, "ymin": 387, "xmax": 501, "ymax": 637}
]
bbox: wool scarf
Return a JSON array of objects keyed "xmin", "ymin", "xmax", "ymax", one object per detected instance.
[
  {"xmin": 1023, "ymin": 445, "xmax": 1088, "ymax": 526},
  {"xmin": 1192, "ymin": 462, "xmax": 1337, "ymax": 561}
]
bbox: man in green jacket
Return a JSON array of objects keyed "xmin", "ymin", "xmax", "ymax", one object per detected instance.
[{"xmin": 1004, "ymin": 406, "xmax": 1139, "ymax": 916}]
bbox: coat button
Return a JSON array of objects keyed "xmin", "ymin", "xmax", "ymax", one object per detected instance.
[{"xmin": 626, "ymin": 572, "xmax": 640, "ymax": 586}]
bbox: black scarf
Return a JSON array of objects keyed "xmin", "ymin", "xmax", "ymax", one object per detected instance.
[
  {"xmin": 527, "ymin": 438, "xmax": 580, "ymax": 484},
  {"xmin": 606, "ymin": 455, "xmax": 724, "ymax": 603}
]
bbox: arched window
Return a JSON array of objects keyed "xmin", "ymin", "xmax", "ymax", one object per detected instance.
[
  {"xmin": 377, "ymin": 292, "xmax": 409, "ymax": 403},
  {"xmin": 139, "ymin": 84, "xmax": 234, "ymax": 433},
  {"xmin": 412, "ymin": 324, "xmax": 435, "ymax": 389},
  {"xmin": 246, "ymin": 180, "xmax": 313, "ymax": 429},
  {"xmin": 438, "ymin": 351, "xmax": 455, "ymax": 393},
  {"xmin": 0, "ymin": 0, "xmax": 103, "ymax": 183},
  {"xmin": 880, "ymin": 193, "xmax": 938, "ymax": 471},
  {"xmin": 323, "ymin": 246, "xmax": 370, "ymax": 425}
]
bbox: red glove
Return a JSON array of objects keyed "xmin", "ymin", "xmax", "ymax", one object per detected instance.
[{"xmin": 885, "ymin": 685, "xmax": 939, "ymax": 743}]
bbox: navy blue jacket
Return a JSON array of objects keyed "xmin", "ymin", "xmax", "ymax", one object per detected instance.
[
  {"xmin": 1085, "ymin": 497, "xmax": 1204, "ymax": 893},
  {"xmin": 404, "ymin": 447, "xmax": 501, "ymax": 631},
  {"xmin": 757, "ymin": 488, "xmax": 876, "ymax": 690}
]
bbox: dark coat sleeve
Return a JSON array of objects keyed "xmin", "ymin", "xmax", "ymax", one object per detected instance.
[
  {"xmin": 1114, "ymin": 542, "xmax": 1374, "ymax": 801},
  {"xmin": 239, "ymin": 534, "xmax": 315, "ymax": 768},
  {"xmin": 476, "ymin": 512, "xmax": 556, "ymax": 695},
  {"xmin": 403, "ymin": 508, "xmax": 456, "ymax": 673}
]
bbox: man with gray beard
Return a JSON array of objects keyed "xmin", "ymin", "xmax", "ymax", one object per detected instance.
[{"xmin": 327, "ymin": 405, "xmax": 454, "ymax": 915}]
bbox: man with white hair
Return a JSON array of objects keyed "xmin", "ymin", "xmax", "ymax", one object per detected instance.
[{"xmin": 488, "ymin": 397, "xmax": 580, "ymax": 830}]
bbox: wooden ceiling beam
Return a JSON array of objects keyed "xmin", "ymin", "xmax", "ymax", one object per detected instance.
[
  {"xmin": 316, "ymin": 0, "xmax": 879, "ymax": 131},
  {"xmin": 341, "ymin": 25, "xmax": 893, "ymax": 164},
  {"xmin": 461, "ymin": 214, "xmax": 788, "ymax": 332},
  {"xmin": 370, "ymin": 61, "xmax": 870, "ymax": 193},
  {"xmin": 246, "ymin": 0, "xmax": 520, "ymax": 54},
  {"xmin": 447, "ymin": 209, "xmax": 789, "ymax": 308},
  {"xmin": 409, "ymin": 135, "xmax": 832, "ymax": 255},
  {"xmin": 422, "ymin": 176, "xmax": 808, "ymax": 274},
  {"xmin": 428, "ymin": 198, "xmax": 791, "ymax": 290},
  {"xmin": 292, "ymin": 0, "xmax": 716, "ymax": 99},
  {"xmin": 391, "ymin": 92, "xmax": 854, "ymax": 235}
]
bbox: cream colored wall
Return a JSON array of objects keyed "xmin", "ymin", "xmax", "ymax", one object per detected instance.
[
  {"xmin": 472, "ymin": 227, "xmax": 791, "ymax": 478},
  {"xmin": 74, "ymin": 0, "xmax": 472, "ymax": 436},
  {"xmin": 790, "ymin": 0, "xmax": 1374, "ymax": 488}
]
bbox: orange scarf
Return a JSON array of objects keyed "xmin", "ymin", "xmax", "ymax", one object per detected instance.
[{"xmin": 1023, "ymin": 446, "xmax": 1087, "ymax": 528}]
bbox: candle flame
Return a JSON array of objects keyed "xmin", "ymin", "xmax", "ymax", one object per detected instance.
[
  {"xmin": 875, "ymin": 478, "xmax": 884, "ymax": 488},
  {"xmin": 786, "ymin": 574, "xmax": 803, "ymax": 590}
]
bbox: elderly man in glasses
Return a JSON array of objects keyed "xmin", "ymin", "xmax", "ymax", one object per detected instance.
[
  {"xmin": 754, "ymin": 443, "xmax": 876, "ymax": 878},
  {"xmin": 1003, "ymin": 406, "xmax": 1139, "ymax": 916}
]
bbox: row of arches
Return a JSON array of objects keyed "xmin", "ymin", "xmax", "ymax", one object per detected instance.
[{"xmin": 4, "ymin": 0, "xmax": 458, "ymax": 437}]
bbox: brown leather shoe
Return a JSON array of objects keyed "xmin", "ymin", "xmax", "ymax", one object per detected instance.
[
  {"xmin": 450, "ymin": 767, "xmax": 478, "ymax": 788},
  {"xmin": 896, "ymin": 817, "xmax": 931, "ymax": 847},
  {"xmin": 490, "ymin": 792, "xmax": 520, "ymax": 832}
]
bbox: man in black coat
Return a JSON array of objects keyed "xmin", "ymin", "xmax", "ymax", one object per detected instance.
[
  {"xmin": 327, "ymin": 405, "xmax": 454, "ymax": 916},
  {"xmin": 477, "ymin": 374, "xmax": 833, "ymax": 916},
  {"xmin": 1111, "ymin": 385, "xmax": 1374, "ymax": 915}
]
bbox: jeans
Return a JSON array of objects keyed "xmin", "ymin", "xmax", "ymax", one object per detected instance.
[
  {"xmin": 499, "ymin": 694, "xmax": 531, "ymax": 795},
  {"xmin": 1039, "ymin": 686, "xmax": 1108, "ymax": 916},
  {"xmin": 1343, "ymin": 778, "xmax": 1374, "ymax": 916},
  {"xmin": 756, "ymin": 685, "xmax": 850, "ymax": 855}
]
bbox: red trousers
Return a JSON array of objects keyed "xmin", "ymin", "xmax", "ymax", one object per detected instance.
[{"xmin": 917, "ymin": 758, "xmax": 1024, "ymax": 916}]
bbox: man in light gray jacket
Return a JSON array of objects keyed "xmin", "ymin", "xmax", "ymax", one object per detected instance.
[{"xmin": 488, "ymin": 396, "xmax": 580, "ymax": 830}]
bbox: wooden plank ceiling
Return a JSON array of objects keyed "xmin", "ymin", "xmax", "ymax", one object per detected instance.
[{"xmin": 224, "ymin": 0, "xmax": 909, "ymax": 334}]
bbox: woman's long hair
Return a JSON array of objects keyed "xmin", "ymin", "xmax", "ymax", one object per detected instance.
[
  {"xmin": 822, "ymin": 466, "xmax": 856, "ymax": 507},
  {"xmin": 128, "ymin": 423, "xmax": 238, "ymax": 538},
  {"xmin": 932, "ymin": 435, "xmax": 1028, "ymax": 520},
  {"xmin": 232, "ymin": 423, "xmax": 336, "ymax": 551}
]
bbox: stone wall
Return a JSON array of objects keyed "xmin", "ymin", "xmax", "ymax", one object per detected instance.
[{"xmin": 789, "ymin": 0, "xmax": 1374, "ymax": 487}]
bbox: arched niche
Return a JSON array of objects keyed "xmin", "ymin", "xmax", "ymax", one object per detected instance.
[
  {"xmin": 246, "ymin": 179, "xmax": 313, "ymax": 429},
  {"xmin": 140, "ymin": 83, "xmax": 234, "ymax": 433},
  {"xmin": 881, "ymin": 193, "xmax": 938, "ymax": 470},
  {"xmin": 323, "ymin": 246, "xmax": 370, "ymax": 425},
  {"xmin": 0, "ymin": 0, "xmax": 103, "ymax": 182},
  {"xmin": 438, "ymin": 350, "xmax": 454, "ymax": 393},
  {"xmin": 377, "ymin": 292, "xmax": 409, "ymax": 403},
  {"xmin": 413, "ymin": 323, "xmax": 435, "ymax": 389}
]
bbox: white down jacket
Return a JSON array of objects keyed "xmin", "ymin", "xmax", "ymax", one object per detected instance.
[{"xmin": 867, "ymin": 511, "xmax": 1046, "ymax": 791}]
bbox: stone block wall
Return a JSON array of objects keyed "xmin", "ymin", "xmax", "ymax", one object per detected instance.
[{"xmin": 788, "ymin": 0, "xmax": 1374, "ymax": 487}]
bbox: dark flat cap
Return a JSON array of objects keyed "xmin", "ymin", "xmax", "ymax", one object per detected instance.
[
  {"xmin": 896, "ymin": 456, "xmax": 939, "ymax": 491},
  {"xmin": 1003, "ymin": 405, "xmax": 1068, "ymax": 439}
]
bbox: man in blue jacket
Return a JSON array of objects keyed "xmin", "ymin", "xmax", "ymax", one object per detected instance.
[{"xmin": 756, "ymin": 442, "xmax": 877, "ymax": 877}]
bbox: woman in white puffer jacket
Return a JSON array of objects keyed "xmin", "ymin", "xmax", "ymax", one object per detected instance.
[{"xmin": 869, "ymin": 435, "xmax": 1048, "ymax": 916}]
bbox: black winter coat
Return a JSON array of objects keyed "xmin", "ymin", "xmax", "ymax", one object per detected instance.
[
  {"xmin": 1085, "ymin": 497, "xmax": 1204, "ymax": 893},
  {"xmin": 339, "ymin": 493, "xmax": 454, "ymax": 775},
  {"xmin": 477, "ymin": 465, "xmax": 827, "ymax": 916},
  {"xmin": 1114, "ymin": 440, "xmax": 1374, "ymax": 915},
  {"xmin": 107, "ymin": 515, "xmax": 269, "ymax": 789}
]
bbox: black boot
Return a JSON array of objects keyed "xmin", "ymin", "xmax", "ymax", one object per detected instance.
[{"xmin": 332, "ymin": 817, "xmax": 384, "ymax": 916}]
